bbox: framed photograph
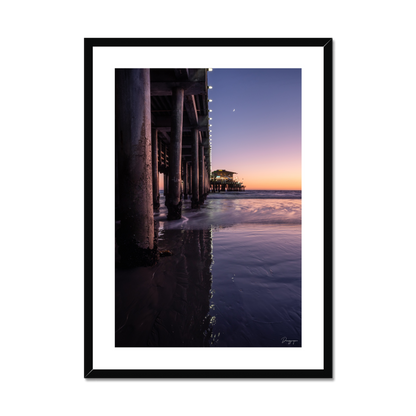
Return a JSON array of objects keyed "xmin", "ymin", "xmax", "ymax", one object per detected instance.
[{"xmin": 85, "ymin": 38, "xmax": 332, "ymax": 378}]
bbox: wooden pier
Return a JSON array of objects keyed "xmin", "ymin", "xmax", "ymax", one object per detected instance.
[{"xmin": 115, "ymin": 68, "xmax": 211, "ymax": 266}]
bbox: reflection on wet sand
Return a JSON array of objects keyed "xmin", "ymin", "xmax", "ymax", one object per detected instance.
[
  {"xmin": 116, "ymin": 193, "xmax": 302, "ymax": 348},
  {"xmin": 115, "ymin": 227, "xmax": 214, "ymax": 347}
]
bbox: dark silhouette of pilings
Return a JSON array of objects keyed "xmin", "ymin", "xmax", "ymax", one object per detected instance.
[
  {"xmin": 210, "ymin": 179, "xmax": 246, "ymax": 192},
  {"xmin": 152, "ymin": 128, "xmax": 160, "ymax": 212},
  {"xmin": 191, "ymin": 129, "xmax": 200, "ymax": 208},
  {"xmin": 167, "ymin": 87, "xmax": 184, "ymax": 220},
  {"xmin": 115, "ymin": 68, "xmax": 211, "ymax": 267},
  {"xmin": 115, "ymin": 69, "xmax": 157, "ymax": 267}
]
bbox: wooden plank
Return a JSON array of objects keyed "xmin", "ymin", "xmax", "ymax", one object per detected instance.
[
  {"xmin": 151, "ymin": 115, "xmax": 208, "ymax": 132},
  {"xmin": 188, "ymin": 68, "xmax": 206, "ymax": 83},
  {"xmin": 151, "ymin": 81, "xmax": 206, "ymax": 96},
  {"xmin": 184, "ymin": 94, "xmax": 198, "ymax": 126},
  {"xmin": 174, "ymin": 68, "xmax": 189, "ymax": 80},
  {"xmin": 159, "ymin": 130, "xmax": 171, "ymax": 143}
]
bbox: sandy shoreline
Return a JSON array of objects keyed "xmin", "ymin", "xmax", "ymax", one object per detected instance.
[
  {"xmin": 116, "ymin": 193, "xmax": 301, "ymax": 347},
  {"xmin": 115, "ymin": 226, "xmax": 213, "ymax": 347}
]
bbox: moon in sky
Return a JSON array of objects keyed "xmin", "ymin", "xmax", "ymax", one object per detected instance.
[{"xmin": 233, "ymin": 109, "xmax": 235, "ymax": 112}]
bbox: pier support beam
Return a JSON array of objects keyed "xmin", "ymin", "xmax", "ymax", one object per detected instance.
[
  {"xmin": 199, "ymin": 145, "xmax": 205, "ymax": 204},
  {"xmin": 167, "ymin": 87, "xmax": 184, "ymax": 220},
  {"xmin": 183, "ymin": 159, "xmax": 188, "ymax": 199},
  {"xmin": 205, "ymin": 167, "xmax": 209, "ymax": 194},
  {"xmin": 188, "ymin": 162, "xmax": 192, "ymax": 198},
  {"xmin": 191, "ymin": 129, "xmax": 199, "ymax": 208},
  {"xmin": 115, "ymin": 69, "xmax": 157, "ymax": 267},
  {"xmin": 164, "ymin": 172, "xmax": 169, "ymax": 206},
  {"xmin": 152, "ymin": 129, "xmax": 160, "ymax": 212}
]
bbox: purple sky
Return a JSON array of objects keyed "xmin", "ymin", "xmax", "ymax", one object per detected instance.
[{"xmin": 207, "ymin": 68, "xmax": 301, "ymax": 190}]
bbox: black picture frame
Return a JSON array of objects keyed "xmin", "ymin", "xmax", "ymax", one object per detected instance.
[{"xmin": 84, "ymin": 38, "xmax": 333, "ymax": 378}]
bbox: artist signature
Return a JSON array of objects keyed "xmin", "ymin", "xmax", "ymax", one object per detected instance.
[{"xmin": 281, "ymin": 337, "xmax": 298, "ymax": 345}]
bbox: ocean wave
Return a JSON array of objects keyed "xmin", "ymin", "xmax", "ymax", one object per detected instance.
[
  {"xmin": 202, "ymin": 191, "xmax": 301, "ymax": 200},
  {"xmin": 159, "ymin": 191, "xmax": 301, "ymax": 200},
  {"xmin": 156, "ymin": 197, "xmax": 301, "ymax": 231}
]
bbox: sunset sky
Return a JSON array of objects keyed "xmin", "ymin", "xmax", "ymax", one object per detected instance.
[
  {"xmin": 158, "ymin": 68, "xmax": 302, "ymax": 191},
  {"xmin": 208, "ymin": 68, "xmax": 301, "ymax": 190}
]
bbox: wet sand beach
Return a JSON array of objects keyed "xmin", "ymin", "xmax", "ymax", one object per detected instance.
[
  {"xmin": 116, "ymin": 191, "xmax": 301, "ymax": 347},
  {"xmin": 115, "ymin": 226, "xmax": 213, "ymax": 347}
]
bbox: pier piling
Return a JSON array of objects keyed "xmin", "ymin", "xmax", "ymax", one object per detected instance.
[
  {"xmin": 188, "ymin": 162, "xmax": 193, "ymax": 198},
  {"xmin": 191, "ymin": 128, "xmax": 200, "ymax": 208},
  {"xmin": 115, "ymin": 69, "xmax": 157, "ymax": 266},
  {"xmin": 167, "ymin": 87, "xmax": 184, "ymax": 220},
  {"xmin": 115, "ymin": 68, "xmax": 211, "ymax": 265},
  {"xmin": 152, "ymin": 128, "xmax": 160, "ymax": 212},
  {"xmin": 199, "ymin": 144, "xmax": 205, "ymax": 204}
]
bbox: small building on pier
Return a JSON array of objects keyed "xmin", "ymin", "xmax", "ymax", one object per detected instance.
[
  {"xmin": 212, "ymin": 169, "xmax": 236, "ymax": 180},
  {"xmin": 210, "ymin": 169, "xmax": 246, "ymax": 192}
]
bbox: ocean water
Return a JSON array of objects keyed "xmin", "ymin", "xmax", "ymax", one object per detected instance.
[{"xmin": 154, "ymin": 190, "xmax": 301, "ymax": 347}]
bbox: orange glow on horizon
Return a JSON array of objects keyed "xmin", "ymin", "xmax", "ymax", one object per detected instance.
[
  {"xmin": 234, "ymin": 175, "xmax": 301, "ymax": 191},
  {"xmin": 159, "ymin": 172, "xmax": 301, "ymax": 191},
  {"xmin": 212, "ymin": 160, "xmax": 301, "ymax": 191}
]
